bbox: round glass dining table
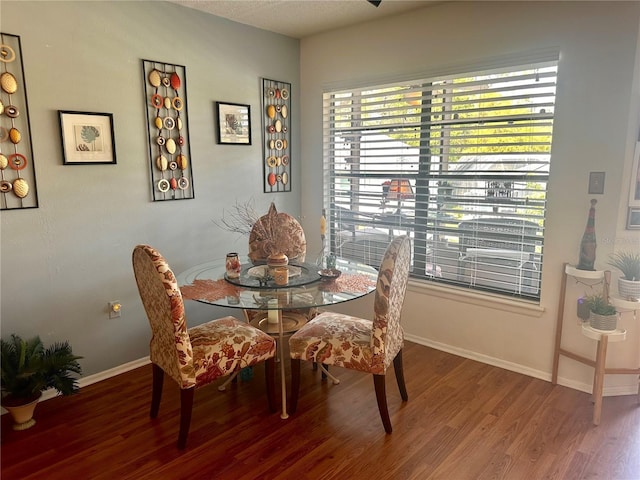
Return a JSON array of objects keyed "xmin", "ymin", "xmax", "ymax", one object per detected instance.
[{"xmin": 176, "ymin": 256, "xmax": 379, "ymax": 418}]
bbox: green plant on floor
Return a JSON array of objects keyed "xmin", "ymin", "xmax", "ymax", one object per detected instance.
[
  {"xmin": 607, "ymin": 251, "xmax": 640, "ymax": 281},
  {"xmin": 0, "ymin": 334, "xmax": 82, "ymax": 406}
]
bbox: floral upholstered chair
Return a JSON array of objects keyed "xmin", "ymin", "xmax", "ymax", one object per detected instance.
[
  {"xmin": 132, "ymin": 245, "xmax": 277, "ymax": 449},
  {"xmin": 288, "ymin": 235, "xmax": 411, "ymax": 433}
]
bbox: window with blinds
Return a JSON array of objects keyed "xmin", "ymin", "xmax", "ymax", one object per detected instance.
[{"xmin": 323, "ymin": 59, "xmax": 558, "ymax": 300}]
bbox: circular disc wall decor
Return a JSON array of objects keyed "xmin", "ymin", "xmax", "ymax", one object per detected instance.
[
  {"xmin": 261, "ymin": 78, "xmax": 291, "ymax": 193},
  {"xmin": 142, "ymin": 59, "xmax": 194, "ymax": 202},
  {"xmin": 0, "ymin": 32, "xmax": 38, "ymax": 210}
]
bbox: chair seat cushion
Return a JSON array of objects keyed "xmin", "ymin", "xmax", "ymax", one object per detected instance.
[
  {"xmin": 289, "ymin": 312, "xmax": 375, "ymax": 373},
  {"xmin": 189, "ymin": 316, "xmax": 276, "ymax": 387}
]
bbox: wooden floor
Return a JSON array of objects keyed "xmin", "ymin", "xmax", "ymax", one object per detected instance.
[{"xmin": 2, "ymin": 341, "xmax": 640, "ymax": 480}]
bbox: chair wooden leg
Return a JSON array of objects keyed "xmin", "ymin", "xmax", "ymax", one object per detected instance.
[
  {"xmin": 374, "ymin": 374, "xmax": 392, "ymax": 434},
  {"xmin": 265, "ymin": 357, "xmax": 276, "ymax": 413},
  {"xmin": 150, "ymin": 364, "xmax": 164, "ymax": 418},
  {"xmin": 393, "ymin": 349, "xmax": 408, "ymax": 401},
  {"xmin": 290, "ymin": 358, "xmax": 301, "ymax": 414},
  {"xmin": 177, "ymin": 387, "xmax": 195, "ymax": 450}
]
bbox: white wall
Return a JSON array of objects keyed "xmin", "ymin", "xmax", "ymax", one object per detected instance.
[
  {"xmin": 0, "ymin": 1, "xmax": 300, "ymax": 376},
  {"xmin": 299, "ymin": 1, "xmax": 640, "ymax": 394}
]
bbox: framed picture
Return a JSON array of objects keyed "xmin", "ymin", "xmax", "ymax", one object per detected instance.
[
  {"xmin": 59, "ymin": 111, "xmax": 116, "ymax": 165},
  {"xmin": 628, "ymin": 208, "xmax": 640, "ymax": 229},
  {"xmin": 216, "ymin": 102, "xmax": 251, "ymax": 145}
]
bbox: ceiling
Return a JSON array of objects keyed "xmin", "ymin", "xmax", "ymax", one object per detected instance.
[{"xmin": 168, "ymin": 0, "xmax": 438, "ymax": 39}]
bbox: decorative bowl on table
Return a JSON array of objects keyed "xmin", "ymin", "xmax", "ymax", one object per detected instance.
[{"xmin": 318, "ymin": 268, "xmax": 341, "ymax": 281}]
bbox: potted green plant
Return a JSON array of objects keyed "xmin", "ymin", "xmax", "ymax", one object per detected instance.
[
  {"xmin": 1, "ymin": 334, "xmax": 82, "ymax": 430},
  {"xmin": 607, "ymin": 251, "xmax": 640, "ymax": 301},
  {"xmin": 583, "ymin": 294, "xmax": 618, "ymax": 331}
]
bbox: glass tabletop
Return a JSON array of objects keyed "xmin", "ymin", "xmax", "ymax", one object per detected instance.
[{"xmin": 177, "ymin": 257, "xmax": 379, "ymax": 310}]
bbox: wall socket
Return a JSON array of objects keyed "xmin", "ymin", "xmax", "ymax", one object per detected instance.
[{"xmin": 109, "ymin": 301, "xmax": 122, "ymax": 319}]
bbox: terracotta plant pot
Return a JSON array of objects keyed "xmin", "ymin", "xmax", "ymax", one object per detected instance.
[
  {"xmin": 2, "ymin": 392, "xmax": 42, "ymax": 430},
  {"xmin": 589, "ymin": 312, "xmax": 617, "ymax": 331},
  {"xmin": 618, "ymin": 278, "xmax": 640, "ymax": 301}
]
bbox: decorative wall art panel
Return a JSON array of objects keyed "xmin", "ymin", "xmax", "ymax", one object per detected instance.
[
  {"xmin": 142, "ymin": 59, "xmax": 194, "ymax": 201},
  {"xmin": 0, "ymin": 33, "xmax": 38, "ymax": 210},
  {"xmin": 261, "ymin": 78, "xmax": 291, "ymax": 193}
]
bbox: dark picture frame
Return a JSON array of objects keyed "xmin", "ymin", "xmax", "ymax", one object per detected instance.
[
  {"xmin": 216, "ymin": 101, "xmax": 251, "ymax": 145},
  {"xmin": 59, "ymin": 111, "xmax": 116, "ymax": 165}
]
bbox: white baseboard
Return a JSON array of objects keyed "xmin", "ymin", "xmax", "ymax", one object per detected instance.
[
  {"xmin": 1, "ymin": 356, "xmax": 150, "ymax": 415},
  {"xmin": 404, "ymin": 334, "xmax": 639, "ymax": 397}
]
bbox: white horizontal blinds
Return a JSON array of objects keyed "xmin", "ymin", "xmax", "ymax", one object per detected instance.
[{"xmin": 323, "ymin": 60, "xmax": 557, "ymax": 299}]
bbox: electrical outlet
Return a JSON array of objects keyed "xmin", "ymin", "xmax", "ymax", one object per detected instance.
[{"xmin": 109, "ymin": 301, "xmax": 122, "ymax": 319}]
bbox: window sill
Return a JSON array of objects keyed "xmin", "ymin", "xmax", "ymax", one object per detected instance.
[{"xmin": 407, "ymin": 279, "xmax": 545, "ymax": 318}]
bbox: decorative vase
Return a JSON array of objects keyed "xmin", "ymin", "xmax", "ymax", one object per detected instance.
[
  {"xmin": 589, "ymin": 312, "xmax": 617, "ymax": 331},
  {"xmin": 618, "ymin": 278, "xmax": 640, "ymax": 301},
  {"xmin": 577, "ymin": 199, "xmax": 597, "ymax": 271},
  {"xmin": 2, "ymin": 392, "xmax": 41, "ymax": 430}
]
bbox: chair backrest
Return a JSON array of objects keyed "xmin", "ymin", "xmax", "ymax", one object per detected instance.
[
  {"xmin": 132, "ymin": 245, "xmax": 196, "ymax": 389},
  {"xmin": 370, "ymin": 235, "xmax": 411, "ymax": 374},
  {"xmin": 248, "ymin": 203, "xmax": 306, "ymax": 263}
]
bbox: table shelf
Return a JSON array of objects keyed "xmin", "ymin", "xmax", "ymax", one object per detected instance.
[{"xmin": 552, "ymin": 262, "xmax": 640, "ymax": 426}]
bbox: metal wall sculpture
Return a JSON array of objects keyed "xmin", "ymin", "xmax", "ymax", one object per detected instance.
[
  {"xmin": 261, "ymin": 78, "xmax": 291, "ymax": 193},
  {"xmin": 142, "ymin": 59, "xmax": 194, "ymax": 201},
  {"xmin": 0, "ymin": 33, "xmax": 38, "ymax": 210}
]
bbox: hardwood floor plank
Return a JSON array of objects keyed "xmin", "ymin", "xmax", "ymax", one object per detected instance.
[{"xmin": 2, "ymin": 342, "xmax": 639, "ymax": 480}]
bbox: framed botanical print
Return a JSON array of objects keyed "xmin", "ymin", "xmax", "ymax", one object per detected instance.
[{"xmin": 59, "ymin": 111, "xmax": 116, "ymax": 165}]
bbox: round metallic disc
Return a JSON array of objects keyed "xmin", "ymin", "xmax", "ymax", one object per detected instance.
[
  {"xmin": 267, "ymin": 88, "xmax": 275, "ymax": 97},
  {"xmin": 266, "ymin": 156, "xmax": 277, "ymax": 168},
  {"xmin": 8, "ymin": 153, "xmax": 27, "ymax": 170},
  {"xmin": 276, "ymin": 174, "xmax": 282, "ymax": 183},
  {"xmin": 151, "ymin": 94, "xmax": 163, "ymax": 109},
  {"xmin": 163, "ymin": 117, "xmax": 175, "ymax": 130},
  {"xmin": 156, "ymin": 136, "xmax": 166, "ymax": 146},
  {"xmin": 0, "ymin": 72, "xmax": 17, "ymax": 94},
  {"xmin": 282, "ymin": 155, "xmax": 289, "ymax": 166},
  {"xmin": 281, "ymin": 88, "xmax": 289, "ymax": 100},
  {"xmin": 276, "ymin": 105, "xmax": 282, "ymax": 113},
  {"xmin": 156, "ymin": 155, "xmax": 168, "ymax": 171},
  {"xmin": 12, "ymin": 178, "xmax": 28, "ymax": 198},
  {"xmin": 148, "ymin": 69, "xmax": 162, "ymax": 87},
  {"xmin": 177, "ymin": 177, "xmax": 189, "ymax": 190},
  {"xmin": 0, "ymin": 45, "xmax": 16, "ymax": 63},
  {"xmin": 169, "ymin": 161, "xmax": 178, "ymax": 171},
  {"xmin": 267, "ymin": 125, "xmax": 275, "ymax": 134},
  {"xmin": 0, "ymin": 180, "xmax": 12, "ymax": 193},
  {"xmin": 172, "ymin": 97, "xmax": 184, "ymax": 111},
  {"xmin": 162, "ymin": 76, "xmax": 171, "ymax": 87},
  {"xmin": 157, "ymin": 178, "xmax": 170, "ymax": 192},
  {"xmin": 177, "ymin": 136, "xmax": 185, "ymax": 146},
  {"xmin": 283, "ymin": 126, "xmax": 288, "ymax": 133},
  {"xmin": 275, "ymin": 139, "xmax": 284, "ymax": 150}
]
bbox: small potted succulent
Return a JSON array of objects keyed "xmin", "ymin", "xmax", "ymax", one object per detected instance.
[
  {"xmin": 607, "ymin": 251, "xmax": 640, "ymax": 301},
  {"xmin": 1, "ymin": 334, "xmax": 82, "ymax": 430},
  {"xmin": 583, "ymin": 294, "xmax": 618, "ymax": 331}
]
